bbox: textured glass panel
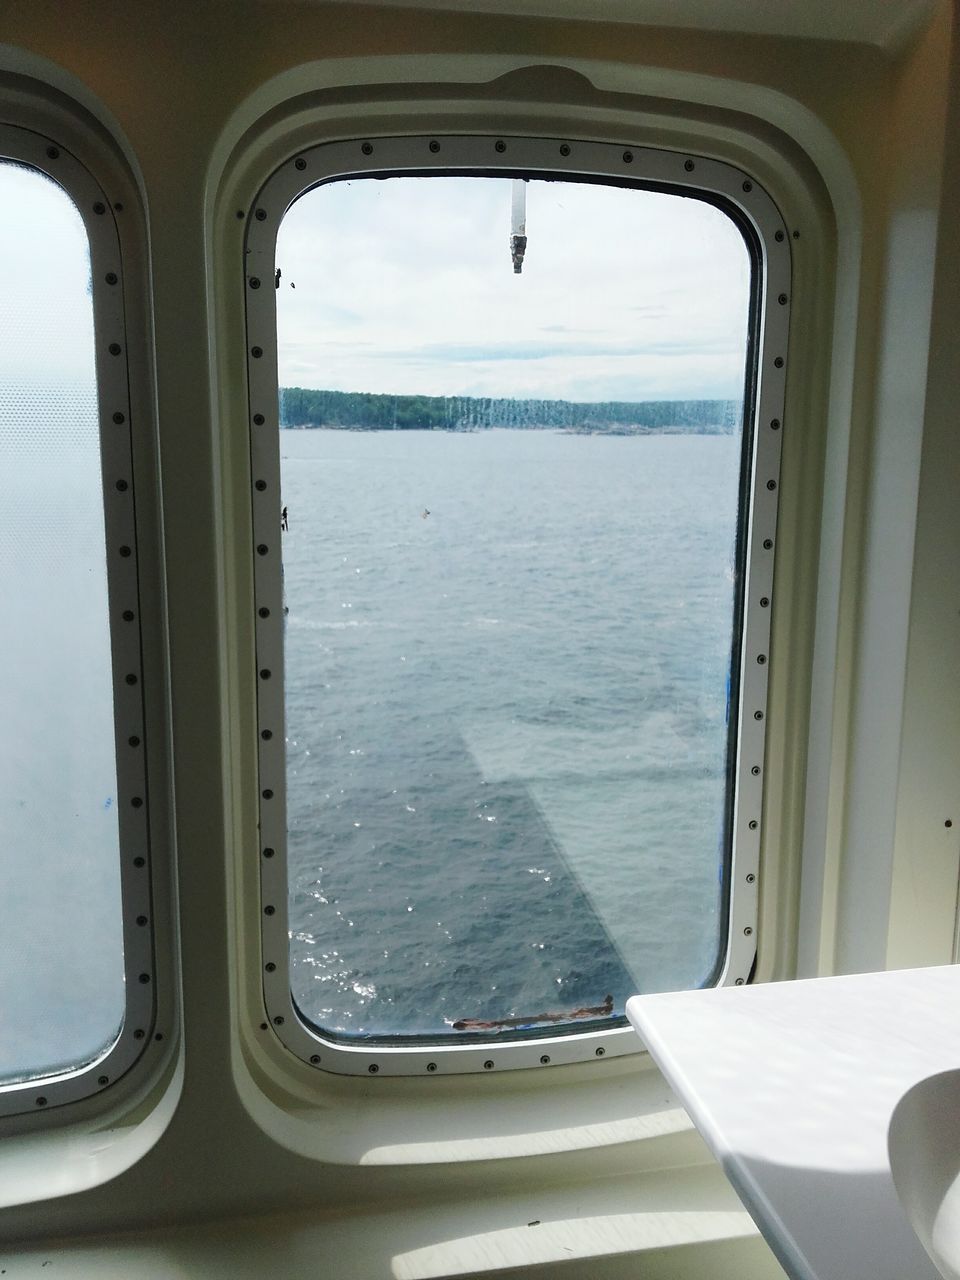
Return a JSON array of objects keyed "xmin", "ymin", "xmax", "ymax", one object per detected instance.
[
  {"xmin": 277, "ymin": 177, "xmax": 750, "ymax": 1042},
  {"xmin": 0, "ymin": 162, "xmax": 124, "ymax": 1081}
]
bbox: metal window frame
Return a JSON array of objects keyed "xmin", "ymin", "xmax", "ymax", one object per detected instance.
[
  {"xmin": 245, "ymin": 134, "xmax": 789, "ymax": 1076},
  {"xmin": 0, "ymin": 125, "xmax": 155, "ymax": 1116}
]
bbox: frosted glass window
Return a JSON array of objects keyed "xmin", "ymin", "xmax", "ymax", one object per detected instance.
[
  {"xmin": 0, "ymin": 162, "xmax": 125, "ymax": 1082},
  {"xmin": 272, "ymin": 175, "xmax": 751, "ymax": 1046}
]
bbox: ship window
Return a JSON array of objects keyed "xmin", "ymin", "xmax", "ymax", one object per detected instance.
[
  {"xmin": 0, "ymin": 131, "xmax": 152, "ymax": 1113},
  {"xmin": 247, "ymin": 137, "xmax": 789, "ymax": 1073}
]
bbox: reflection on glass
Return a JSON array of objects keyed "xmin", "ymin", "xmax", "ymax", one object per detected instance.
[
  {"xmin": 276, "ymin": 176, "xmax": 750, "ymax": 1041},
  {"xmin": 0, "ymin": 163, "xmax": 124, "ymax": 1081}
]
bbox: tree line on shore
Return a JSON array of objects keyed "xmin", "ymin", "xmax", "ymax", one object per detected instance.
[{"xmin": 279, "ymin": 387, "xmax": 741, "ymax": 433}]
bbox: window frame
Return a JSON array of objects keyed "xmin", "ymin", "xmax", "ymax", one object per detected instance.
[
  {"xmin": 0, "ymin": 123, "xmax": 156, "ymax": 1116},
  {"xmin": 245, "ymin": 134, "xmax": 790, "ymax": 1076}
]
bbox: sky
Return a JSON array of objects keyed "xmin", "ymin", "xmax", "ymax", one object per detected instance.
[
  {"xmin": 0, "ymin": 164, "xmax": 751, "ymax": 405},
  {"xmin": 276, "ymin": 175, "xmax": 751, "ymax": 404},
  {"xmin": 0, "ymin": 164, "xmax": 96, "ymax": 389}
]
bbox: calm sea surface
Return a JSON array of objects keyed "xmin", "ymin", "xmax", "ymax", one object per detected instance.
[{"xmin": 282, "ymin": 428, "xmax": 741, "ymax": 1042}]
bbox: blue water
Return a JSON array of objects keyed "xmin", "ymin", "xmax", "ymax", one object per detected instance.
[{"xmin": 281, "ymin": 428, "xmax": 741, "ymax": 1042}]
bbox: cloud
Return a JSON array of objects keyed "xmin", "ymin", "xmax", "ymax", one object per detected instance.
[
  {"xmin": 370, "ymin": 336, "xmax": 743, "ymax": 366},
  {"xmin": 276, "ymin": 175, "xmax": 751, "ymax": 402}
]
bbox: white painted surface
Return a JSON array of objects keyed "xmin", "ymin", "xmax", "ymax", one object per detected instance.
[
  {"xmin": 627, "ymin": 967, "xmax": 960, "ymax": 1280},
  {"xmin": 890, "ymin": 1068, "xmax": 960, "ymax": 1280}
]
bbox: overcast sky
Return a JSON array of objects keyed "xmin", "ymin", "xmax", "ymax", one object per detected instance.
[
  {"xmin": 276, "ymin": 175, "xmax": 751, "ymax": 404},
  {"xmin": 2, "ymin": 165, "xmax": 750, "ymax": 406},
  {"xmin": 0, "ymin": 164, "xmax": 95, "ymax": 388}
]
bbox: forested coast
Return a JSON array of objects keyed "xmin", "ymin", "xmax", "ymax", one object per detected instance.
[{"xmin": 279, "ymin": 387, "xmax": 741, "ymax": 434}]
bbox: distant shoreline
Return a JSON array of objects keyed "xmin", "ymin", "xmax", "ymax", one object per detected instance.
[
  {"xmin": 281, "ymin": 423, "xmax": 736, "ymax": 436},
  {"xmin": 279, "ymin": 387, "xmax": 742, "ymax": 435}
]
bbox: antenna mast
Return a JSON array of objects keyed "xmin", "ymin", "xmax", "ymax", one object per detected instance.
[{"xmin": 510, "ymin": 178, "xmax": 527, "ymax": 274}]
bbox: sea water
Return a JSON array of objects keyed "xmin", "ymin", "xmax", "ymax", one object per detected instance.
[{"xmin": 281, "ymin": 427, "xmax": 741, "ymax": 1042}]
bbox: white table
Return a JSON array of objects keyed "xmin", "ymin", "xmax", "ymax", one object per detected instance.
[{"xmin": 627, "ymin": 966, "xmax": 960, "ymax": 1280}]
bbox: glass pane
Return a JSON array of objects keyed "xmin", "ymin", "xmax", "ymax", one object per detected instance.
[
  {"xmin": 0, "ymin": 162, "xmax": 125, "ymax": 1081},
  {"xmin": 276, "ymin": 175, "xmax": 750, "ymax": 1042}
]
